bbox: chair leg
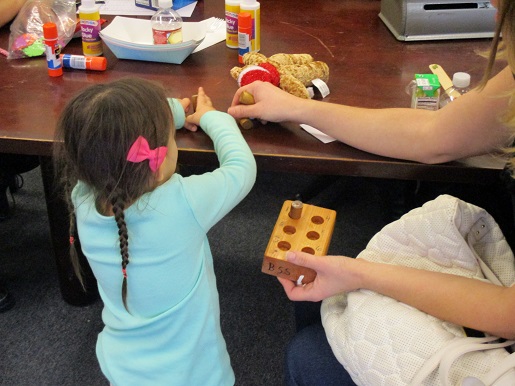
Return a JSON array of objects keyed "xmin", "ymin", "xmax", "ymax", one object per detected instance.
[{"xmin": 0, "ymin": 173, "xmax": 12, "ymax": 220}]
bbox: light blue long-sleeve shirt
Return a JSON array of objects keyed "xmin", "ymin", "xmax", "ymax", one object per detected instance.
[{"xmin": 72, "ymin": 103, "xmax": 256, "ymax": 386}]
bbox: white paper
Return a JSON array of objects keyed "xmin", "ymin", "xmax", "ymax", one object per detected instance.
[
  {"xmin": 192, "ymin": 18, "xmax": 226, "ymax": 53},
  {"xmin": 311, "ymin": 78, "xmax": 330, "ymax": 98},
  {"xmin": 96, "ymin": 1, "xmax": 197, "ymax": 17},
  {"xmin": 300, "ymin": 124, "xmax": 336, "ymax": 143}
]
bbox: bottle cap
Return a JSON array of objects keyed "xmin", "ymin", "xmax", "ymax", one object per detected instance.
[
  {"xmin": 43, "ymin": 22, "xmax": 58, "ymax": 39},
  {"xmin": 79, "ymin": 0, "xmax": 99, "ymax": 11},
  {"xmin": 452, "ymin": 72, "xmax": 471, "ymax": 88},
  {"xmin": 238, "ymin": 12, "xmax": 252, "ymax": 29},
  {"xmin": 89, "ymin": 56, "xmax": 107, "ymax": 71},
  {"xmin": 159, "ymin": 0, "xmax": 173, "ymax": 8}
]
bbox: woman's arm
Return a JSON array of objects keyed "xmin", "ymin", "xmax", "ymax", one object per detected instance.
[
  {"xmin": 278, "ymin": 251, "xmax": 515, "ymax": 339},
  {"xmin": 229, "ymin": 66, "xmax": 515, "ymax": 164},
  {"xmin": 0, "ymin": 0, "xmax": 27, "ymax": 28}
]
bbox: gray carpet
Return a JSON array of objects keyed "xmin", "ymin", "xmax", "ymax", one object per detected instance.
[{"xmin": 0, "ymin": 166, "xmax": 434, "ymax": 386}]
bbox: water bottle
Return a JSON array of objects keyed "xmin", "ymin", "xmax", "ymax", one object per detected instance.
[
  {"xmin": 440, "ymin": 72, "xmax": 471, "ymax": 108},
  {"xmin": 151, "ymin": 0, "xmax": 183, "ymax": 45}
]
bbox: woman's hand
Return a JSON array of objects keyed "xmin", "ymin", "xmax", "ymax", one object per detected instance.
[
  {"xmin": 184, "ymin": 87, "xmax": 216, "ymax": 131},
  {"xmin": 277, "ymin": 251, "xmax": 364, "ymax": 302},
  {"xmin": 227, "ymin": 81, "xmax": 304, "ymax": 123}
]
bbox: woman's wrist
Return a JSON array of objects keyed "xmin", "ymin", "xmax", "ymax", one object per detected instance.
[{"xmin": 348, "ymin": 258, "xmax": 371, "ymax": 291}]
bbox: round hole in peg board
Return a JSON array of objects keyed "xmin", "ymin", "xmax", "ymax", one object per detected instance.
[
  {"xmin": 306, "ymin": 231, "xmax": 320, "ymax": 240},
  {"xmin": 311, "ymin": 216, "xmax": 324, "ymax": 225},
  {"xmin": 283, "ymin": 225, "xmax": 296, "ymax": 235},
  {"xmin": 278, "ymin": 241, "xmax": 291, "ymax": 251},
  {"xmin": 302, "ymin": 247, "xmax": 315, "ymax": 254}
]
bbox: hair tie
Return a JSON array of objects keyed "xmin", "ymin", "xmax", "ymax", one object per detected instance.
[
  {"xmin": 122, "ymin": 268, "xmax": 127, "ymax": 279},
  {"xmin": 69, "ymin": 236, "xmax": 75, "ymax": 245},
  {"xmin": 126, "ymin": 136, "xmax": 168, "ymax": 172}
]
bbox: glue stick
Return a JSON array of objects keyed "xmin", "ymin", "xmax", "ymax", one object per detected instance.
[
  {"xmin": 240, "ymin": 0, "xmax": 260, "ymax": 52},
  {"xmin": 62, "ymin": 54, "xmax": 107, "ymax": 71},
  {"xmin": 238, "ymin": 12, "xmax": 252, "ymax": 64},
  {"xmin": 225, "ymin": 0, "xmax": 240, "ymax": 48},
  {"xmin": 43, "ymin": 23, "xmax": 62, "ymax": 77}
]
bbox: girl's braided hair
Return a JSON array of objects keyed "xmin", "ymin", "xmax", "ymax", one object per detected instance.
[{"xmin": 53, "ymin": 77, "xmax": 174, "ymax": 311}]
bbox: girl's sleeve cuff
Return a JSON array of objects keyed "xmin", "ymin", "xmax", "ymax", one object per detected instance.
[{"xmin": 167, "ymin": 98, "xmax": 186, "ymax": 129}]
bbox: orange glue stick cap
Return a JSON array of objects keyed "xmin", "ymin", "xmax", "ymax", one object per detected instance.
[
  {"xmin": 239, "ymin": 12, "xmax": 252, "ymax": 29},
  {"xmin": 43, "ymin": 22, "xmax": 58, "ymax": 39},
  {"xmin": 88, "ymin": 56, "xmax": 107, "ymax": 71}
]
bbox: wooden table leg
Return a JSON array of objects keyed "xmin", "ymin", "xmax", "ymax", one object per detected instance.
[{"xmin": 39, "ymin": 157, "xmax": 98, "ymax": 306}]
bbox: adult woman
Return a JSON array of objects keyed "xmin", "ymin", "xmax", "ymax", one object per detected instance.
[{"xmin": 229, "ymin": 0, "xmax": 515, "ymax": 385}]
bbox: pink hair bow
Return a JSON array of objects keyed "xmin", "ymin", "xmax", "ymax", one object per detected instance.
[{"xmin": 126, "ymin": 136, "xmax": 168, "ymax": 172}]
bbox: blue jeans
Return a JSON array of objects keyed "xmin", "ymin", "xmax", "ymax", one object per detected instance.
[{"xmin": 284, "ymin": 323, "xmax": 356, "ymax": 386}]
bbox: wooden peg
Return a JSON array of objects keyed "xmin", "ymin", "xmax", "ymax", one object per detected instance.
[
  {"xmin": 238, "ymin": 91, "xmax": 255, "ymax": 130},
  {"xmin": 239, "ymin": 90, "xmax": 255, "ymax": 105},
  {"xmin": 238, "ymin": 118, "xmax": 254, "ymax": 130},
  {"xmin": 191, "ymin": 94, "xmax": 198, "ymax": 112},
  {"xmin": 289, "ymin": 200, "xmax": 303, "ymax": 219},
  {"xmin": 262, "ymin": 200, "xmax": 336, "ymax": 285}
]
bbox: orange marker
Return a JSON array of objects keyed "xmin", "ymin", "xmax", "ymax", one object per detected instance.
[
  {"xmin": 62, "ymin": 54, "xmax": 107, "ymax": 71},
  {"xmin": 43, "ymin": 23, "xmax": 63, "ymax": 77}
]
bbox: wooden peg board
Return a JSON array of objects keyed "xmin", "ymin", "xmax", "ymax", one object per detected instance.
[{"xmin": 262, "ymin": 200, "xmax": 336, "ymax": 284}]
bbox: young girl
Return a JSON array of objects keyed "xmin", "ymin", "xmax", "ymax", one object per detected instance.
[{"xmin": 53, "ymin": 78, "xmax": 256, "ymax": 385}]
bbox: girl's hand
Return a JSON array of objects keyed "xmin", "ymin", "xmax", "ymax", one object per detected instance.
[
  {"xmin": 176, "ymin": 97, "xmax": 197, "ymax": 132},
  {"xmin": 178, "ymin": 97, "xmax": 191, "ymax": 114},
  {"xmin": 277, "ymin": 251, "xmax": 364, "ymax": 302},
  {"xmin": 185, "ymin": 87, "xmax": 216, "ymax": 131}
]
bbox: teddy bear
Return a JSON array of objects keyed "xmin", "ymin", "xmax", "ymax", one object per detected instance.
[{"xmin": 230, "ymin": 52, "xmax": 330, "ymax": 99}]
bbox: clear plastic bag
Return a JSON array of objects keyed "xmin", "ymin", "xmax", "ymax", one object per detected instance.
[{"xmin": 7, "ymin": 0, "xmax": 77, "ymax": 59}]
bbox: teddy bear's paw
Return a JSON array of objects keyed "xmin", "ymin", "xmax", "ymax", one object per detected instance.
[
  {"xmin": 280, "ymin": 74, "xmax": 310, "ymax": 99},
  {"xmin": 268, "ymin": 53, "xmax": 314, "ymax": 66}
]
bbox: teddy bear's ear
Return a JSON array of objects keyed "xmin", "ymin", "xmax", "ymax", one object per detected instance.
[
  {"xmin": 230, "ymin": 52, "xmax": 268, "ymax": 80},
  {"xmin": 280, "ymin": 74, "xmax": 310, "ymax": 99},
  {"xmin": 230, "ymin": 66, "xmax": 242, "ymax": 80}
]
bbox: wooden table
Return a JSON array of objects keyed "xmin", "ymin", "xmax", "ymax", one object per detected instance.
[{"xmin": 0, "ymin": 0, "xmax": 505, "ymax": 304}]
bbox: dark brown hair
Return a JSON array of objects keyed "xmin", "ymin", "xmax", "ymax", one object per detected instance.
[{"xmin": 53, "ymin": 77, "xmax": 174, "ymax": 311}]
